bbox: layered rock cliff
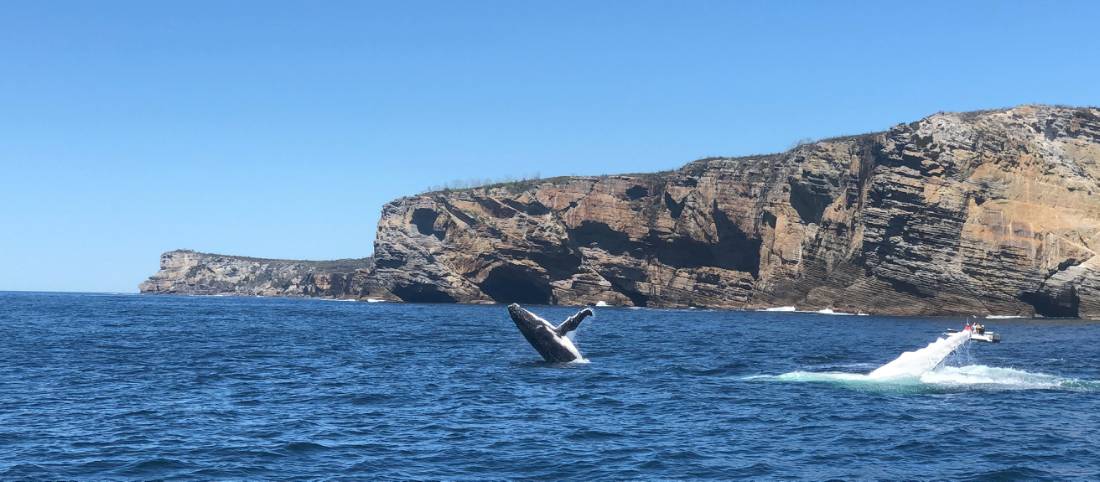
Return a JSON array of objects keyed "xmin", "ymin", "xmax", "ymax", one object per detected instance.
[
  {"xmin": 139, "ymin": 250, "xmax": 375, "ymax": 298},
  {"xmin": 369, "ymin": 105, "xmax": 1100, "ymax": 318},
  {"xmin": 140, "ymin": 105, "xmax": 1100, "ymax": 317}
]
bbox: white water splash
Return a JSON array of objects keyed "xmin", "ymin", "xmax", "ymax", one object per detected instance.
[
  {"xmin": 769, "ymin": 364, "xmax": 1092, "ymax": 391},
  {"xmin": 756, "ymin": 330, "xmax": 1095, "ymax": 391},
  {"xmin": 757, "ymin": 306, "xmax": 863, "ymax": 316},
  {"xmin": 816, "ymin": 308, "xmax": 859, "ymax": 316},
  {"xmin": 919, "ymin": 365, "xmax": 1079, "ymax": 389},
  {"xmin": 869, "ymin": 330, "xmax": 971, "ymax": 379}
]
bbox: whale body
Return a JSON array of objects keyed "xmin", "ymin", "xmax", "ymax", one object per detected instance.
[{"xmin": 507, "ymin": 304, "xmax": 594, "ymax": 362}]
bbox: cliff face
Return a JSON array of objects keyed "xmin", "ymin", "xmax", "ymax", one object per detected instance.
[
  {"xmin": 369, "ymin": 105, "xmax": 1100, "ymax": 318},
  {"xmin": 139, "ymin": 250, "xmax": 376, "ymax": 298}
]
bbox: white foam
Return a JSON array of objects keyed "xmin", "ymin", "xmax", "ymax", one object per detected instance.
[
  {"xmin": 757, "ymin": 306, "xmax": 858, "ymax": 315},
  {"xmin": 985, "ymin": 315, "xmax": 1023, "ymax": 319},
  {"xmin": 760, "ymin": 363, "xmax": 1093, "ymax": 390},
  {"xmin": 755, "ymin": 330, "xmax": 1096, "ymax": 391},
  {"xmin": 365, "ymin": 298, "xmax": 386, "ymax": 303},
  {"xmin": 815, "ymin": 308, "xmax": 857, "ymax": 316},
  {"xmin": 772, "ymin": 371, "xmax": 869, "ymax": 383},
  {"xmin": 919, "ymin": 365, "xmax": 1076, "ymax": 389},
  {"xmin": 595, "ymin": 301, "xmax": 611, "ymax": 307}
]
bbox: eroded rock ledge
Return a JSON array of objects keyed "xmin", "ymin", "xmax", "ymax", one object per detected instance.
[
  {"xmin": 138, "ymin": 250, "xmax": 377, "ymax": 299},
  {"xmin": 143, "ymin": 105, "xmax": 1100, "ymax": 318},
  {"xmin": 370, "ymin": 105, "xmax": 1100, "ymax": 317}
]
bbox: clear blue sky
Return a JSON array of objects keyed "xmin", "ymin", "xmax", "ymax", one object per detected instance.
[{"xmin": 2, "ymin": 1, "xmax": 1098, "ymax": 292}]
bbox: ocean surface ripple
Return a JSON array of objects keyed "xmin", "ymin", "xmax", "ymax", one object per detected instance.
[{"xmin": 1, "ymin": 292, "xmax": 1098, "ymax": 480}]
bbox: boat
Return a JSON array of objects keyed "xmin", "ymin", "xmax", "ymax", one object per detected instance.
[{"xmin": 945, "ymin": 328, "xmax": 1002, "ymax": 343}]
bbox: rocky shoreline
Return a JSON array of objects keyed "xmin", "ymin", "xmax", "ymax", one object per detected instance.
[
  {"xmin": 141, "ymin": 105, "xmax": 1100, "ymax": 318},
  {"xmin": 139, "ymin": 250, "xmax": 379, "ymax": 299}
]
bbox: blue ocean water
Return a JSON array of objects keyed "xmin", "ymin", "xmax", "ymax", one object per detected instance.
[{"xmin": 1, "ymin": 292, "xmax": 1098, "ymax": 480}]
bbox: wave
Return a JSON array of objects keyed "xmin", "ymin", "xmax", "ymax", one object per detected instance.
[
  {"xmin": 756, "ymin": 306, "xmax": 866, "ymax": 315},
  {"xmin": 814, "ymin": 308, "xmax": 857, "ymax": 316}
]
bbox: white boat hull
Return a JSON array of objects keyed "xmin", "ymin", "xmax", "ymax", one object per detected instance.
[
  {"xmin": 969, "ymin": 332, "xmax": 1001, "ymax": 343},
  {"xmin": 945, "ymin": 329, "xmax": 1002, "ymax": 343}
]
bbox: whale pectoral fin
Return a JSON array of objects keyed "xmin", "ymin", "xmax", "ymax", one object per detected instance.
[{"xmin": 554, "ymin": 307, "xmax": 594, "ymax": 336}]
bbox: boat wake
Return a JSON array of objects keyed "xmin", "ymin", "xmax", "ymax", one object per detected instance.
[
  {"xmin": 767, "ymin": 365, "xmax": 1095, "ymax": 392},
  {"xmin": 752, "ymin": 331, "xmax": 1097, "ymax": 392}
]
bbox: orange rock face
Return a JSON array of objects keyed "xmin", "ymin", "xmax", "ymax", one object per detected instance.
[{"xmin": 370, "ymin": 105, "xmax": 1100, "ymax": 317}]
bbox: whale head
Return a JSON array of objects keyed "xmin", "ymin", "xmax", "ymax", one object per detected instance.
[{"xmin": 507, "ymin": 303, "xmax": 545, "ymax": 333}]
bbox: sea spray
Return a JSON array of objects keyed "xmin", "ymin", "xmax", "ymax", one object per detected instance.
[
  {"xmin": 918, "ymin": 365, "xmax": 1089, "ymax": 390},
  {"xmin": 948, "ymin": 337, "xmax": 977, "ymax": 367},
  {"xmin": 868, "ymin": 330, "xmax": 971, "ymax": 379},
  {"xmin": 757, "ymin": 329, "xmax": 1097, "ymax": 392}
]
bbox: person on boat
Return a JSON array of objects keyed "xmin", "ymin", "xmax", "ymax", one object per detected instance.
[
  {"xmin": 975, "ymin": 323, "xmax": 985, "ymax": 335},
  {"xmin": 964, "ymin": 322, "xmax": 972, "ymax": 332}
]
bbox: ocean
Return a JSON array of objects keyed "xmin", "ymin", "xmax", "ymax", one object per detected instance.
[{"xmin": 1, "ymin": 292, "xmax": 1097, "ymax": 479}]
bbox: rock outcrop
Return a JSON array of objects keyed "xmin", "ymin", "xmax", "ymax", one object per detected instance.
[
  {"xmin": 139, "ymin": 250, "xmax": 377, "ymax": 298},
  {"xmin": 369, "ymin": 105, "xmax": 1100, "ymax": 318}
]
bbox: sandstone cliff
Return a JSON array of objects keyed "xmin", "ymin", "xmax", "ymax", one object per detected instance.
[
  {"xmin": 369, "ymin": 105, "xmax": 1100, "ymax": 318},
  {"xmin": 139, "ymin": 250, "xmax": 375, "ymax": 298}
]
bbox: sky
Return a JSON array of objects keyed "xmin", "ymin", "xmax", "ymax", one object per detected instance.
[{"xmin": 2, "ymin": 1, "xmax": 1099, "ymax": 292}]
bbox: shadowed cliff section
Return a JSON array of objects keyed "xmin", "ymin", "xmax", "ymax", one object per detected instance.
[{"xmin": 369, "ymin": 105, "xmax": 1100, "ymax": 318}]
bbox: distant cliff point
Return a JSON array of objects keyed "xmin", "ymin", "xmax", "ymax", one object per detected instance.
[{"xmin": 139, "ymin": 250, "xmax": 374, "ymax": 298}]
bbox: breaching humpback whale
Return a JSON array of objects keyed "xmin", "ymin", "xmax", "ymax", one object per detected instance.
[{"xmin": 507, "ymin": 304, "xmax": 594, "ymax": 362}]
